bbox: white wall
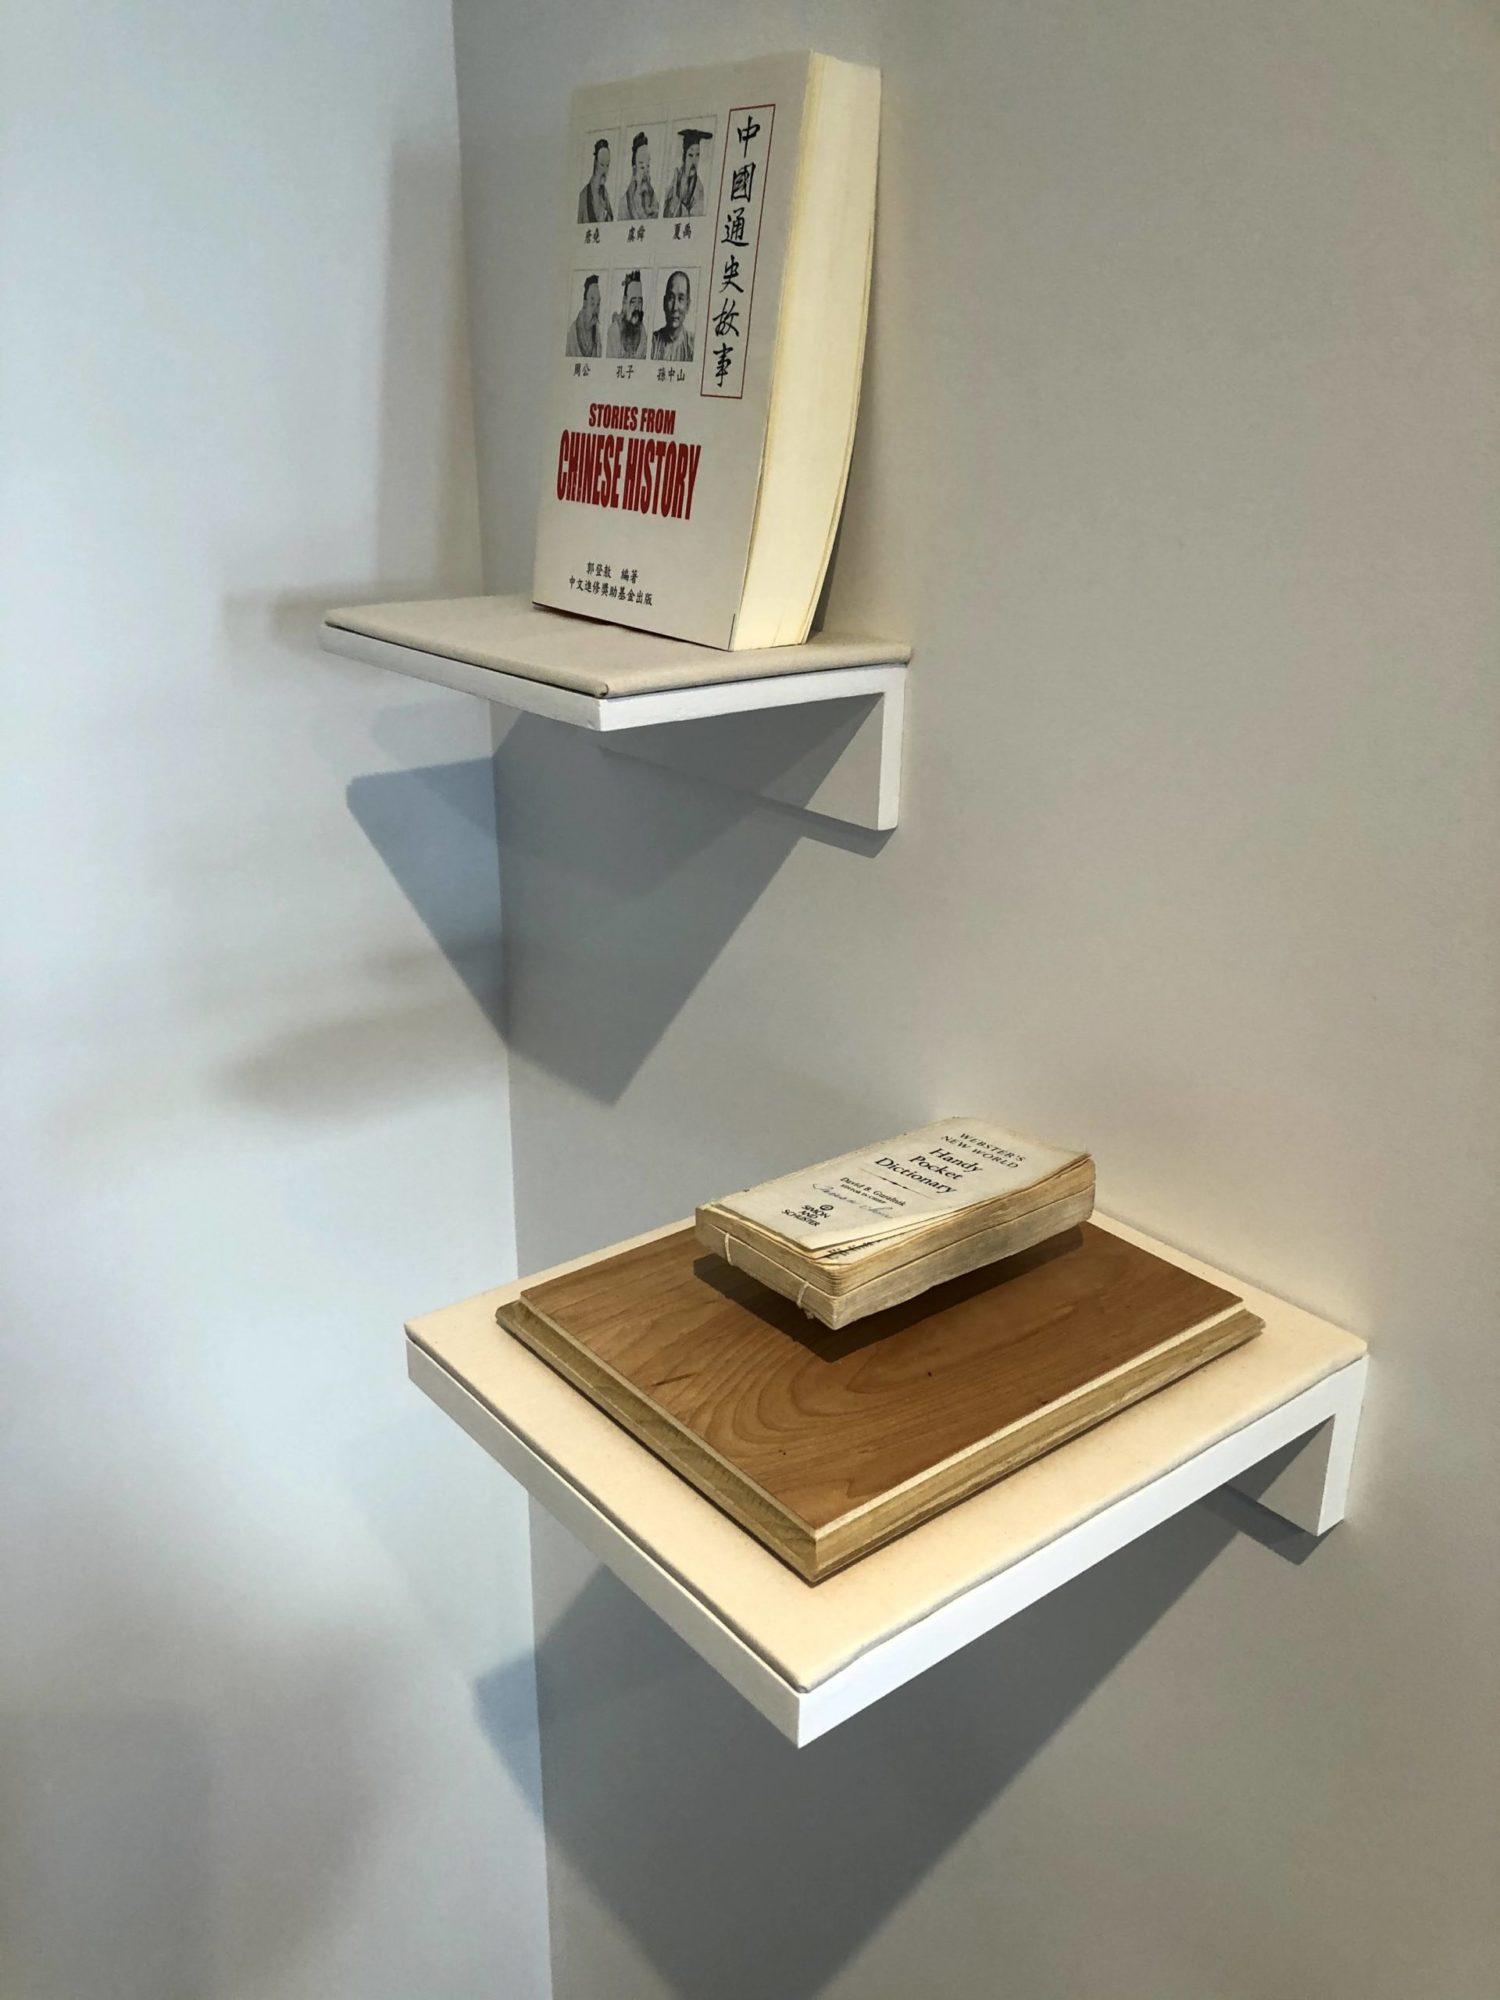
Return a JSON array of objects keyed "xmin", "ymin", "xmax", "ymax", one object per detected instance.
[
  {"xmin": 0, "ymin": 5, "xmax": 549, "ymax": 1996},
  {"xmin": 455, "ymin": 1, "xmax": 1500, "ymax": 1995}
]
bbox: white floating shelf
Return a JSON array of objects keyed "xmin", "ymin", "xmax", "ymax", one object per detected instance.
[
  {"xmin": 321, "ymin": 594, "xmax": 911, "ymax": 830},
  {"xmin": 406, "ymin": 1214, "xmax": 1368, "ymax": 1746}
]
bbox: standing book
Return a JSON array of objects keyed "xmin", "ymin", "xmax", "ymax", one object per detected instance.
[{"xmin": 534, "ymin": 50, "xmax": 881, "ymax": 650}]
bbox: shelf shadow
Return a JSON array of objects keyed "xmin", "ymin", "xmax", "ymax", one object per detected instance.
[
  {"xmin": 493, "ymin": 714, "xmax": 885, "ymax": 1105},
  {"xmin": 0, "ymin": 1501, "xmax": 393, "ymax": 2000},
  {"xmin": 477, "ymin": 1501, "xmax": 1236, "ymax": 2000},
  {"xmin": 310, "ymin": 702, "xmax": 893, "ymax": 1113},
  {"xmin": 344, "ymin": 756, "xmax": 506, "ymax": 1034},
  {"xmin": 221, "ymin": 755, "xmax": 506, "ymax": 1122},
  {"xmin": 1199, "ymin": 1484, "xmax": 1327, "ymax": 1565}
]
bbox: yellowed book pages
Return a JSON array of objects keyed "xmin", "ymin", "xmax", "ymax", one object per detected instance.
[
  {"xmin": 696, "ymin": 1119, "xmax": 1095, "ymax": 1316},
  {"xmin": 699, "ymin": 1184, "xmax": 1096, "ymax": 1328}
]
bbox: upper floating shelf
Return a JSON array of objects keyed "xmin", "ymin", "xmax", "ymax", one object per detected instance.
[{"xmin": 320, "ymin": 594, "xmax": 911, "ymax": 830}]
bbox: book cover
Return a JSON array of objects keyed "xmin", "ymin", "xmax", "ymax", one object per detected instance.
[
  {"xmin": 695, "ymin": 1119, "xmax": 1096, "ymax": 1324},
  {"xmin": 532, "ymin": 51, "xmax": 878, "ymax": 649},
  {"xmin": 708, "ymin": 1120, "xmax": 1091, "ymax": 1258}
]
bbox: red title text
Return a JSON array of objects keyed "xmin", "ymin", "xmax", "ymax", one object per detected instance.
[{"xmin": 556, "ymin": 404, "xmax": 702, "ymax": 519}]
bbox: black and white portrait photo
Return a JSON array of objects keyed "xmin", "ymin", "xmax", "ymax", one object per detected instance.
[
  {"xmin": 564, "ymin": 270, "xmax": 602, "ymax": 357},
  {"xmin": 621, "ymin": 126, "xmax": 661, "ymax": 220},
  {"xmin": 662, "ymin": 119, "xmax": 713, "ymax": 218},
  {"xmin": 576, "ymin": 130, "xmax": 615, "ymax": 225},
  {"xmin": 649, "ymin": 266, "xmax": 695, "ymax": 361},
  {"xmin": 606, "ymin": 267, "xmax": 649, "ymax": 359}
]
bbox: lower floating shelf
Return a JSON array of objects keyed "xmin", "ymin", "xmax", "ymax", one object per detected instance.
[
  {"xmin": 406, "ymin": 1214, "xmax": 1367, "ymax": 1746},
  {"xmin": 321, "ymin": 594, "xmax": 910, "ymax": 831}
]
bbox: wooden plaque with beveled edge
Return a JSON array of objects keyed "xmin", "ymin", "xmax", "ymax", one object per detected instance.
[{"xmin": 498, "ymin": 1222, "xmax": 1261, "ymax": 1581}]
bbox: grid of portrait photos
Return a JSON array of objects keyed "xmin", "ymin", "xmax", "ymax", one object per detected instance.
[
  {"xmin": 574, "ymin": 114, "xmax": 718, "ymax": 225},
  {"xmin": 563, "ymin": 264, "xmax": 704, "ymax": 364},
  {"xmin": 565, "ymin": 113, "xmax": 717, "ymax": 366}
]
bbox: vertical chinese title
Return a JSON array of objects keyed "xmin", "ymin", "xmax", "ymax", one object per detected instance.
[{"xmin": 703, "ymin": 103, "xmax": 773, "ymax": 399}]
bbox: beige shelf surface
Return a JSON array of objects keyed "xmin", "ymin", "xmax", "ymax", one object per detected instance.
[
  {"xmin": 323, "ymin": 593, "xmax": 911, "ymax": 699},
  {"xmin": 406, "ymin": 1214, "xmax": 1366, "ymax": 1710}
]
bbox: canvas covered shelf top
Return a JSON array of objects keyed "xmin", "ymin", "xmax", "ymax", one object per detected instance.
[
  {"xmin": 320, "ymin": 593, "xmax": 911, "ymax": 830},
  {"xmin": 405, "ymin": 1212, "xmax": 1367, "ymax": 1744},
  {"xmin": 322, "ymin": 594, "xmax": 911, "ymax": 700}
]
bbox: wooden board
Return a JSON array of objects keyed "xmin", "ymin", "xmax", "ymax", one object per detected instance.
[{"xmin": 497, "ymin": 1221, "xmax": 1262, "ymax": 1581}]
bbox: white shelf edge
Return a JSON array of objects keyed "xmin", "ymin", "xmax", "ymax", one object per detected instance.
[
  {"xmin": 798, "ymin": 1356, "xmax": 1366, "ymax": 1744},
  {"xmin": 406, "ymin": 1341, "xmax": 804, "ymax": 1742},
  {"xmin": 320, "ymin": 621, "xmax": 908, "ymax": 831},
  {"xmin": 406, "ymin": 1336, "xmax": 1366, "ymax": 1748}
]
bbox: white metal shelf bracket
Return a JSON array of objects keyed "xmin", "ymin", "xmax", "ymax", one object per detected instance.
[
  {"xmin": 320, "ymin": 598, "xmax": 910, "ymax": 832},
  {"xmin": 1224, "ymin": 1357, "xmax": 1366, "ymax": 1534},
  {"xmin": 595, "ymin": 667, "xmax": 905, "ymax": 830}
]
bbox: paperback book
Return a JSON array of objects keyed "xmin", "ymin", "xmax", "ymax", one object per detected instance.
[
  {"xmin": 534, "ymin": 50, "xmax": 881, "ymax": 649},
  {"xmin": 696, "ymin": 1119, "xmax": 1096, "ymax": 1327}
]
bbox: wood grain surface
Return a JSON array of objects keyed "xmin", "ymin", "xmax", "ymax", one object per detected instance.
[{"xmin": 498, "ymin": 1222, "xmax": 1262, "ymax": 1580}]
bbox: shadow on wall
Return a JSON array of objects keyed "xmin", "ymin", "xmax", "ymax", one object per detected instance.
[
  {"xmin": 217, "ymin": 753, "xmax": 505, "ymax": 1121},
  {"xmin": 490, "ymin": 715, "xmax": 884, "ymax": 1104},
  {"xmin": 0, "ymin": 1513, "xmax": 389, "ymax": 2000},
  {"xmin": 478, "ymin": 1502, "xmax": 1238, "ymax": 2000},
  {"xmin": 334, "ymin": 719, "xmax": 892, "ymax": 1112},
  {"xmin": 345, "ymin": 755, "xmax": 506, "ymax": 1036},
  {"xmin": 212, "ymin": 131, "xmax": 494, "ymax": 1125},
  {"xmin": 208, "ymin": 663, "xmax": 904, "ymax": 1122},
  {"xmin": 371, "ymin": 141, "xmax": 483, "ymax": 596},
  {"xmin": 219, "ymin": 132, "xmax": 481, "ymax": 679},
  {"xmin": 0, "ymin": 1710, "xmax": 214, "ymax": 2000}
]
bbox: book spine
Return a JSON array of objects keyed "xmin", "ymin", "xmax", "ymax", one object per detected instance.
[
  {"xmin": 697, "ymin": 1185, "xmax": 1097, "ymax": 1330},
  {"xmin": 695, "ymin": 1215, "xmax": 828, "ymax": 1315}
]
